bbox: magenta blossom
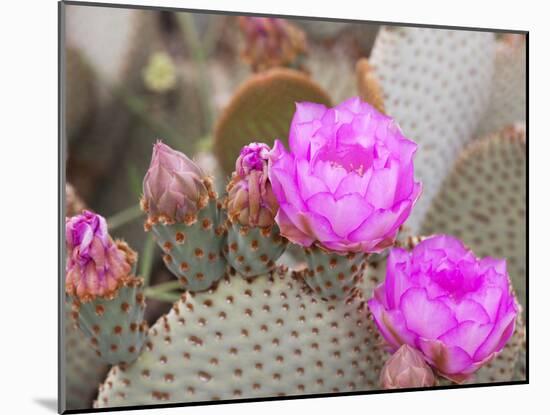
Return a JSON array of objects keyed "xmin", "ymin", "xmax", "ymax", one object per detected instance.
[
  {"xmin": 236, "ymin": 142, "xmax": 271, "ymax": 176},
  {"xmin": 238, "ymin": 16, "xmax": 306, "ymax": 72},
  {"xmin": 227, "ymin": 143, "xmax": 278, "ymax": 227},
  {"xmin": 66, "ymin": 211, "xmax": 136, "ymax": 302},
  {"xmin": 368, "ymin": 235, "xmax": 518, "ymax": 383},
  {"xmin": 268, "ymin": 97, "xmax": 421, "ymax": 253}
]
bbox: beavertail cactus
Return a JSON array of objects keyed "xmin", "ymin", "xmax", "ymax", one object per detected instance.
[
  {"xmin": 421, "ymin": 124, "xmax": 527, "ymax": 312},
  {"xmin": 95, "ymin": 268, "xmax": 387, "ymax": 407},
  {"xmin": 224, "ymin": 143, "xmax": 287, "ymax": 277},
  {"xmin": 369, "ymin": 27, "xmax": 496, "ymax": 232},
  {"xmin": 142, "ymin": 141, "xmax": 227, "ymax": 292},
  {"xmin": 66, "ymin": 211, "xmax": 147, "ymax": 365}
]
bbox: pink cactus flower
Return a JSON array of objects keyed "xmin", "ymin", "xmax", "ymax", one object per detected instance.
[
  {"xmin": 66, "ymin": 210, "xmax": 136, "ymax": 302},
  {"xmin": 227, "ymin": 143, "xmax": 279, "ymax": 227},
  {"xmin": 142, "ymin": 141, "xmax": 212, "ymax": 225},
  {"xmin": 380, "ymin": 344, "xmax": 436, "ymax": 389},
  {"xmin": 238, "ymin": 16, "xmax": 306, "ymax": 72},
  {"xmin": 368, "ymin": 235, "xmax": 519, "ymax": 383},
  {"xmin": 268, "ymin": 97, "xmax": 421, "ymax": 253}
]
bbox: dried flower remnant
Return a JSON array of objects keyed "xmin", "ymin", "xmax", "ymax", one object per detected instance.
[{"xmin": 65, "ymin": 210, "xmax": 136, "ymax": 302}]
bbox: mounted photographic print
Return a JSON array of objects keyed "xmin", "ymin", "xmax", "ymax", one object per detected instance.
[{"xmin": 59, "ymin": 1, "xmax": 528, "ymax": 413}]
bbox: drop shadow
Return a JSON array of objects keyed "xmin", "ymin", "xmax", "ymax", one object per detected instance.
[{"xmin": 34, "ymin": 398, "xmax": 57, "ymax": 413}]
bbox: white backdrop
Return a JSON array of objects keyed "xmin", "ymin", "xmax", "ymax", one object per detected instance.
[{"xmin": 0, "ymin": 0, "xmax": 542, "ymax": 414}]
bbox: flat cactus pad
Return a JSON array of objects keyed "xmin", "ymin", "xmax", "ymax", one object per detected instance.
[
  {"xmin": 369, "ymin": 26, "xmax": 496, "ymax": 232},
  {"xmin": 213, "ymin": 68, "xmax": 332, "ymax": 174},
  {"xmin": 421, "ymin": 124, "xmax": 526, "ymax": 311}
]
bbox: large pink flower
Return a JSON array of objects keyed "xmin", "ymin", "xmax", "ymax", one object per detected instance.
[
  {"xmin": 368, "ymin": 235, "xmax": 519, "ymax": 383},
  {"xmin": 268, "ymin": 97, "xmax": 421, "ymax": 253}
]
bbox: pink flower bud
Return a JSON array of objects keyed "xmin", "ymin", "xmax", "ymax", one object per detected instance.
[
  {"xmin": 142, "ymin": 141, "xmax": 212, "ymax": 225},
  {"xmin": 226, "ymin": 143, "xmax": 279, "ymax": 227},
  {"xmin": 380, "ymin": 344, "xmax": 436, "ymax": 389},
  {"xmin": 66, "ymin": 210, "xmax": 136, "ymax": 302}
]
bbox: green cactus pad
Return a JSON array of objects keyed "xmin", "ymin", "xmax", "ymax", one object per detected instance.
[
  {"xmin": 223, "ymin": 223, "xmax": 287, "ymax": 278},
  {"xmin": 94, "ymin": 267, "xmax": 386, "ymax": 407},
  {"xmin": 369, "ymin": 27, "xmax": 496, "ymax": 232},
  {"xmin": 213, "ymin": 68, "xmax": 332, "ymax": 174},
  {"xmin": 356, "ymin": 58, "xmax": 385, "ymax": 114},
  {"xmin": 69, "ymin": 278, "xmax": 147, "ymax": 365},
  {"xmin": 151, "ymin": 201, "xmax": 228, "ymax": 292},
  {"xmin": 303, "ymin": 246, "xmax": 368, "ymax": 301},
  {"xmin": 477, "ymin": 35, "xmax": 526, "ymax": 136},
  {"xmin": 64, "ymin": 301, "xmax": 109, "ymax": 410},
  {"xmin": 309, "ymin": 46, "xmax": 357, "ymax": 105},
  {"xmin": 421, "ymin": 124, "xmax": 526, "ymax": 311}
]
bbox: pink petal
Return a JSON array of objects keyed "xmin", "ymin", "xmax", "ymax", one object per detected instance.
[
  {"xmin": 450, "ymin": 299, "xmax": 491, "ymax": 324},
  {"xmin": 278, "ymin": 203, "xmax": 338, "ymax": 244},
  {"xmin": 400, "ymin": 288, "xmax": 458, "ymax": 339},
  {"xmin": 478, "ymin": 257, "xmax": 508, "ymax": 275},
  {"xmin": 473, "ymin": 307, "xmax": 517, "ymax": 361},
  {"xmin": 365, "ymin": 160, "xmax": 399, "ymax": 209},
  {"xmin": 438, "ymin": 320, "xmax": 493, "ymax": 357},
  {"xmin": 274, "ymin": 206, "xmax": 315, "ymax": 247},
  {"xmin": 466, "ymin": 287, "xmax": 505, "ymax": 322},
  {"xmin": 296, "ymin": 159, "xmax": 328, "ymax": 199},
  {"xmin": 334, "ymin": 169, "xmax": 373, "ymax": 198},
  {"xmin": 311, "ymin": 160, "xmax": 348, "ymax": 193},
  {"xmin": 413, "ymin": 235, "xmax": 470, "ymax": 262},
  {"xmin": 368, "ymin": 298, "xmax": 417, "ymax": 351},
  {"xmin": 289, "ymin": 102, "xmax": 327, "ymax": 157},
  {"xmin": 385, "ymin": 247, "xmax": 414, "ymax": 309},
  {"xmin": 269, "ymin": 167, "xmax": 306, "ymax": 210},
  {"xmin": 373, "ymin": 283, "xmax": 388, "ymax": 308},
  {"xmin": 418, "ymin": 338, "xmax": 473, "ymax": 376},
  {"xmin": 290, "ymin": 120, "xmax": 322, "ymax": 159},
  {"xmin": 335, "ymin": 96, "xmax": 364, "ymax": 115},
  {"xmin": 348, "ymin": 114, "xmax": 377, "ymax": 149},
  {"xmin": 306, "ymin": 192, "xmax": 373, "ymax": 238},
  {"xmin": 268, "ymin": 140, "xmax": 296, "ymax": 200},
  {"xmin": 393, "ymin": 162, "xmax": 421, "ymax": 203},
  {"xmin": 293, "ymin": 101, "xmax": 327, "ymax": 124},
  {"xmin": 348, "ymin": 199, "xmax": 412, "ymax": 245}
]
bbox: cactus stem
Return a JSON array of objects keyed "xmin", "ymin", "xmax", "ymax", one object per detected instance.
[
  {"xmin": 106, "ymin": 204, "xmax": 143, "ymax": 231},
  {"xmin": 144, "ymin": 281, "xmax": 182, "ymax": 296},
  {"xmin": 139, "ymin": 235, "xmax": 157, "ymax": 287}
]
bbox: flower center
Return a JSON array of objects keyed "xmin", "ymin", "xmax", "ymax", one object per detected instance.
[{"xmin": 316, "ymin": 144, "xmax": 374, "ymax": 176}]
